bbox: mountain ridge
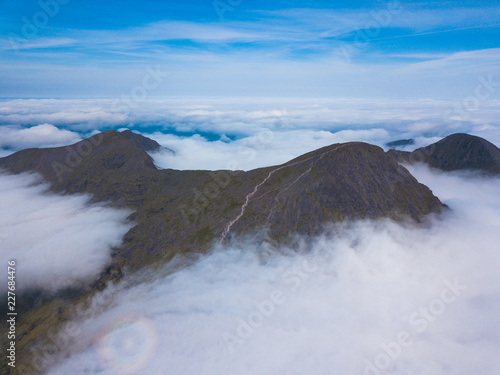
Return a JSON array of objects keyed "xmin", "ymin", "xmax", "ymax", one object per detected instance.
[
  {"xmin": 0, "ymin": 130, "xmax": 448, "ymax": 375},
  {"xmin": 0, "ymin": 130, "xmax": 444, "ymax": 269}
]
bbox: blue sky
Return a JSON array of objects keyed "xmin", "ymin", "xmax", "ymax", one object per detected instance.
[{"xmin": 0, "ymin": 0, "xmax": 499, "ymax": 98}]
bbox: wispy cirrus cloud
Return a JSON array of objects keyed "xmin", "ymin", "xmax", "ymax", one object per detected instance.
[
  {"xmin": 1, "ymin": 37, "xmax": 76, "ymax": 51},
  {"xmin": 1, "ymin": 1, "xmax": 499, "ymax": 98},
  {"xmin": 4, "ymin": 5, "xmax": 498, "ymax": 51}
]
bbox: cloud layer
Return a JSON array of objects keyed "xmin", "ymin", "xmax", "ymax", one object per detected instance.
[
  {"xmin": 1, "ymin": 98, "xmax": 499, "ymax": 170},
  {"xmin": 0, "ymin": 123, "xmax": 82, "ymax": 151},
  {"xmin": 44, "ymin": 166, "xmax": 500, "ymax": 374},
  {"xmin": 0, "ymin": 173, "xmax": 132, "ymax": 293}
]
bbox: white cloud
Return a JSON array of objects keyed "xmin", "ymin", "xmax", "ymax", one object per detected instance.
[
  {"xmin": 2, "ymin": 6, "xmax": 499, "ymax": 98},
  {"xmin": 1, "ymin": 37, "xmax": 76, "ymax": 51},
  {"xmin": 149, "ymin": 128, "xmax": 392, "ymax": 171},
  {"xmin": 1, "ymin": 97, "xmax": 498, "ymax": 135},
  {"xmin": 44, "ymin": 166, "xmax": 500, "ymax": 375},
  {"xmin": 4, "ymin": 6, "xmax": 498, "ymax": 52},
  {"xmin": 0, "ymin": 124, "xmax": 82, "ymax": 151},
  {"xmin": 268, "ymin": 6, "xmax": 500, "ymax": 34},
  {"xmin": 0, "ymin": 173, "xmax": 132, "ymax": 293},
  {"xmin": 1, "ymin": 98, "xmax": 499, "ymax": 170},
  {"xmin": 0, "ymin": 99, "xmax": 128, "ymax": 130}
]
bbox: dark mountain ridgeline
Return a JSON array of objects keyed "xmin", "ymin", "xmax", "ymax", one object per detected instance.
[{"xmin": 0, "ymin": 130, "xmax": 444, "ymax": 271}]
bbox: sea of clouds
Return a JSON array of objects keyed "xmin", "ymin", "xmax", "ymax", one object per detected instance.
[
  {"xmin": 40, "ymin": 166, "xmax": 500, "ymax": 375},
  {"xmin": 1, "ymin": 98, "xmax": 499, "ymax": 170},
  {"xmin": 1, "ymin": 98, "xmax": 500, "ymax": 374},
  {"xmin": 0, "ymin": 173, "xmax": 132, "ymax": 293}
]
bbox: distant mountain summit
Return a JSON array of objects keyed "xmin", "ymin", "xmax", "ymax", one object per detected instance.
[
  {"xmin": 387, "ymin": 133, "xmax": 500, "ymax": 174},
  {"xmin": 120, "ymin": 129, "xmax": 162, "ymax": 151},
  {"xmin": 386, "ymin": 139, "xmax": 415, "ymax": 148},
  {"xmin": 121, "ymin": 129, "xmax": 175, "ymax": 154}
]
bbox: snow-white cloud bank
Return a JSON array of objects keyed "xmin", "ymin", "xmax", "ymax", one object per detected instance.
[
  {"xmin": 0, "ymin": 173, "xmax": 132, "ymax": 293},
  {"xmin": 44, "ymin": 166, "xmax": 500, "ymax": 375},
  {"xmin": 0, "ymin": 124, "xmax": 82, "ymax": 151},
  {"xmin": 1, "ymin": 98, "xmax": 499, "ymax": 170},
  {"xmin": 149, "ymin": 128, "xmax": 394, "ymax": 171}
]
